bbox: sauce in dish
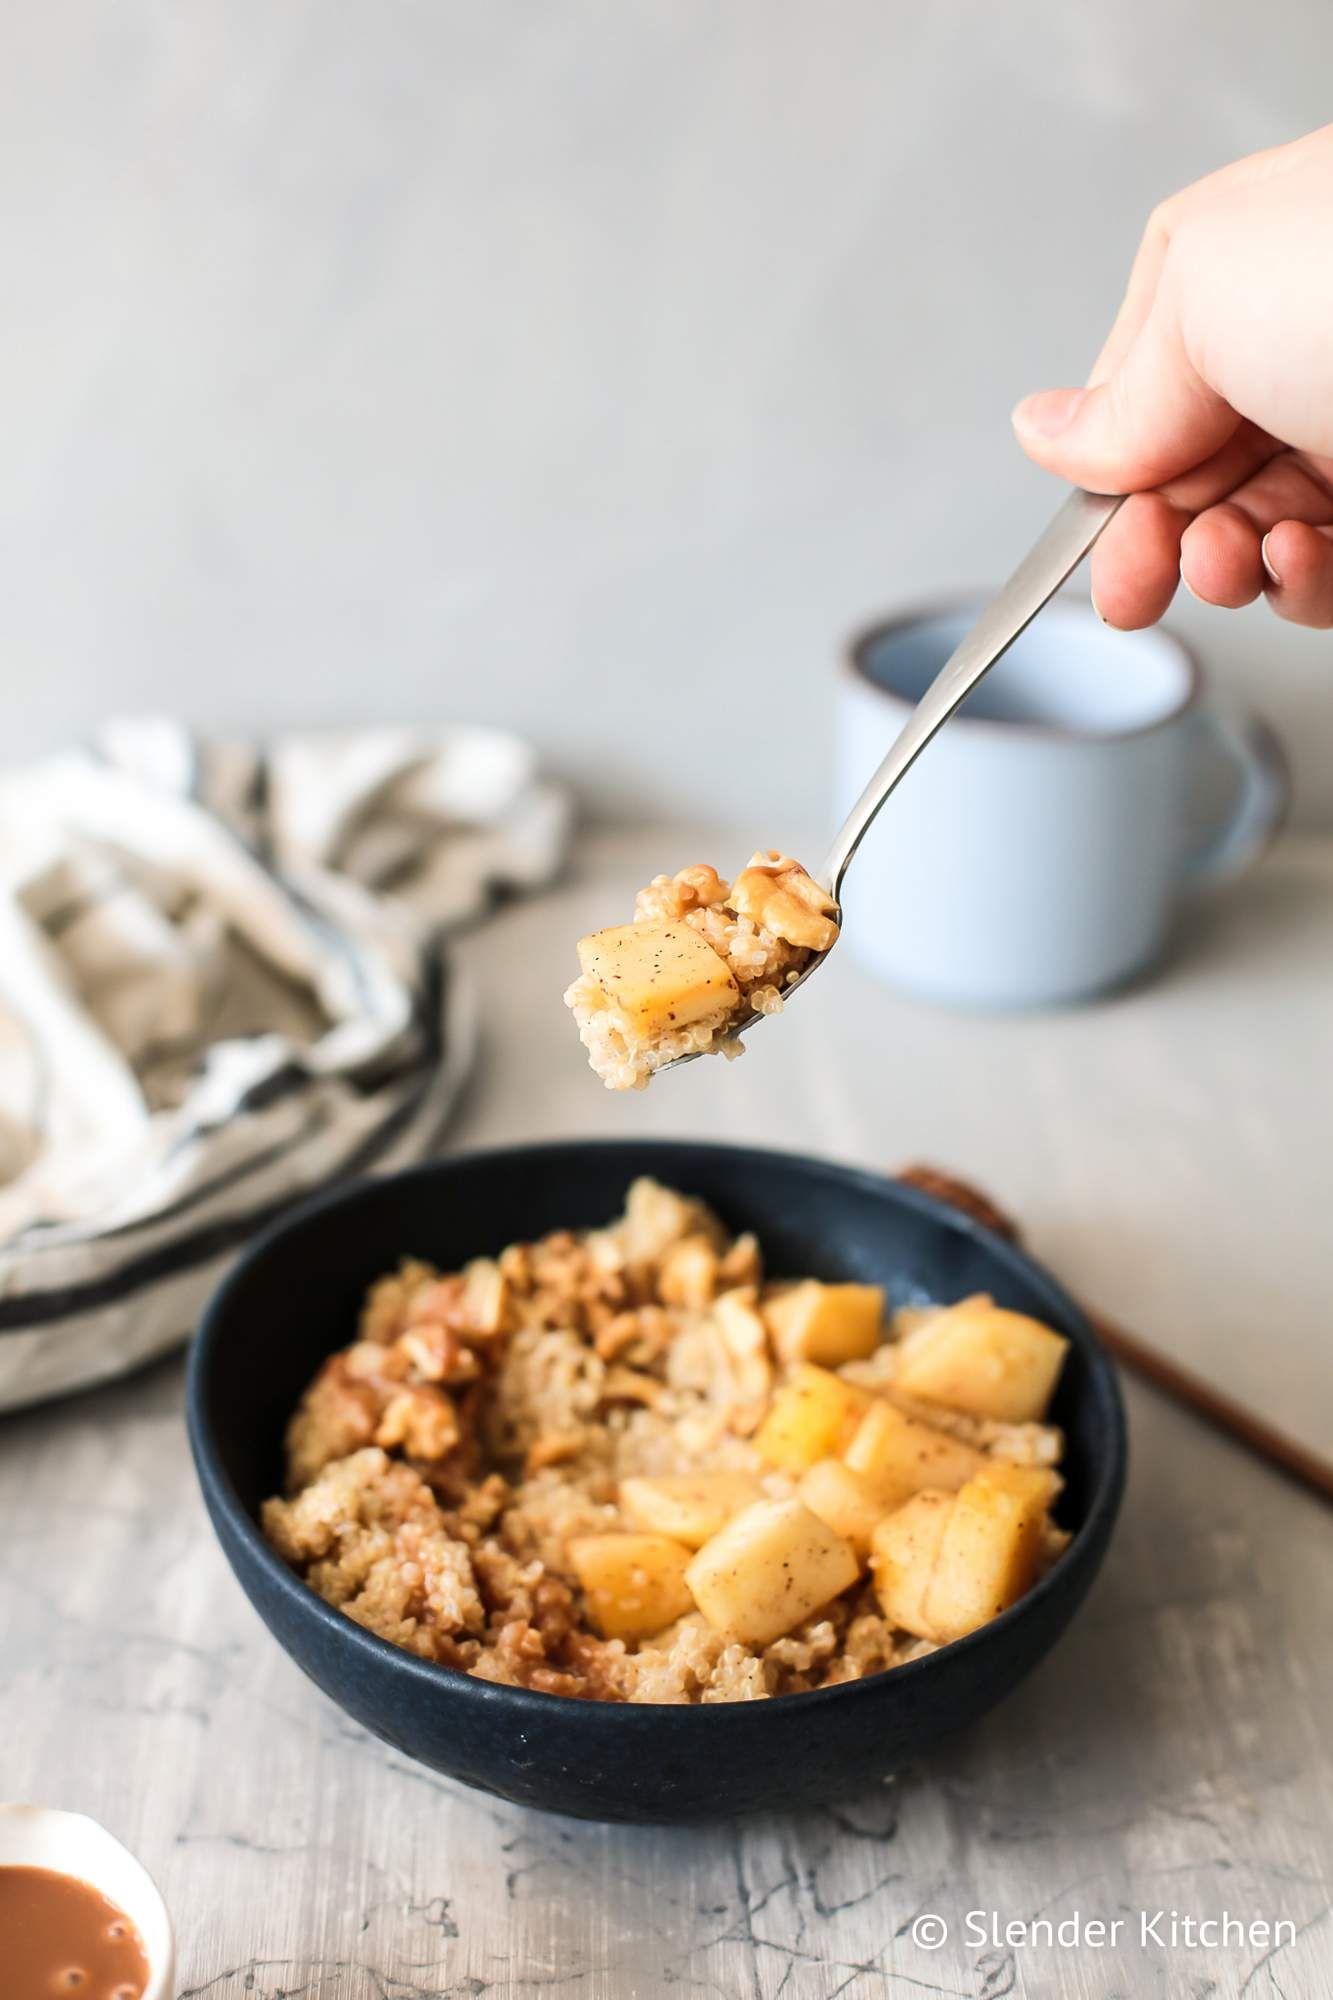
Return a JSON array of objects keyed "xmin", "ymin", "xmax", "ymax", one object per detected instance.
[{"xmin": 0, "ymin": 1865, "xmax": 150, "ymax": 2000}]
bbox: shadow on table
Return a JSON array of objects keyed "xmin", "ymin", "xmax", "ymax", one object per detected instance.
[{"xmin": 1163, "ymin": 842, "xmax": 1332, "ymax": 989}]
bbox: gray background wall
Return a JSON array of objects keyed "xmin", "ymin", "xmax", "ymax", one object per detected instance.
[{"xmin": 4, "ymin": 0, "xmax": 1332, "ymax": 827}]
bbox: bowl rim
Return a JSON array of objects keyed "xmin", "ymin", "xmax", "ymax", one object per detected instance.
[{"xmin": 187, "ymin": 1137, "xmax": 1127, "ymax": 1728}]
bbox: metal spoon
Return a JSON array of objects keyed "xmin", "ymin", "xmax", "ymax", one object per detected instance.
[{"xmin": 669, "ymin": 486, "xmax": 1125, "ymax": 1067}]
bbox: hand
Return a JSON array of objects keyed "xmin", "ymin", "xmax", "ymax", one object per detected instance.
[{"xmin": 1012, "ymin": 125, "xmax": 1333, "ymax": 630}]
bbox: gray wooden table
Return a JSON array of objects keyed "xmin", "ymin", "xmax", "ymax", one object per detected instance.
[{"xmin": 4, "ymin": 825, "xmax": 1331, "ymax": 1998}]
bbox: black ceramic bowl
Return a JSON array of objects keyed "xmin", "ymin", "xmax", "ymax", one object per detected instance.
[{"xmin": 188, "ymin": 1140, "xmax": 1126, "ymax": 1823}]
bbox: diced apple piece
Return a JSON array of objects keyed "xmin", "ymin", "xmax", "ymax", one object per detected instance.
[
  {"xmin": 656, "ymin": 1233, "xmax": 720, "ymax": 1309},
  {"xmin": 619, "ymin": 1472, "xmax": 765, "ymax": 1549},
  {"xmin": 460, "ymin": 1257, "xmax": 508, "ymax": 1335},
  {"xmin": 894, "ymin": 1299, "xmax": 1069, "ymax": 1422},
  {"xmin": 753, "ymin": 1365, "xmax": 873, "ymax": 1473},
  {"xmin": 973, "ymin": 1460, "xmax": 1062, "ymax": 1510},
  {"xmin": 922, "ymin": 1474, "xmax": 1049, "ymax": 1643},
  {"xmin": 843, "ymin": 1401, "xmax": 984, "ymax": 1504},
  {"xmin": 797, "ymin": 1459, "xmax": 893, "ymax": 1557},
  {"xmin": 713, "ymin": 1288, "xmax": 770, "ymax": 1359},
  {"xmin": 622, "ymin": 1177, "xmax": 710, "ymax": 1264},
  {"xmin": 712, "ymin": 1287, "xmax": 772, "ymax": 1404},
  {"xmin": 685, "ymin": 1498, "xmax": 860, "ymax": 1646},
  {"xmin": 576, "ymin": 923, "xmax": 739, "ymax": 1038},
  {"xmin": 869, "ymin": 1490, "xmax": 955, "ymax": 1640},
  {"xmin": 898, "ymin": 1292, "xmax": 992, "ymax": 1337},
  {"xmin": 763, "ymin": 1280, "xmax": 885, "ymax": 1366},
  {"xmin": 567, "ymin": 1533, "xmax": 694, "ymax": 1641}
]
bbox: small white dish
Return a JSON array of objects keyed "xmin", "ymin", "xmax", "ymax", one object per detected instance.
[{"xmin": 0, "ymin": 1804, "xmax": 175, "ymax": 1999}]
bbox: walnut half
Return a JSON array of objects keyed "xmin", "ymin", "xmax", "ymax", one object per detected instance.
[{"xmin": 729, "ymin": 853, "xmax": 839, "ymax": 954}]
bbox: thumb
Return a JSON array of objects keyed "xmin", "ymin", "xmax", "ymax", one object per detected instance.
[{"xmin": 1012, "ymin": 293, "xmax": 1240, "ymax": 493}]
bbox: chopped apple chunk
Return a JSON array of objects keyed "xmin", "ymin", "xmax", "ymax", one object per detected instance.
[
  {"xmin": 754, "ymin": 1365, "xmax": 873, "ymax": 1473},
  {"xmin": 712, "ymin": 1287, "xmax": 769, "ymax": 1358},
  {"xmin": 869, "ymin": 1490, "xmax": 955, "ymax": 1641},
  {"xmin": 763, "ymin": 1280, "xmax": 884, "ymax": 1366},
  {"xmin": 656, "ymin": 1233, "xmax": 720, "ymax": 1309},
  {"xmin": 797, "ymin": 1459, "xmax": 893, "ymax": 1556},
  {"xmin": 567, "ymin": 1533, "xmax": 695, "ymax": 1641},
  {"xmin": 565, "ymin": 919, "xmax": 743, "ymax": 1092},
  {"xmin": 973, "ymin": 1459, "xmax": 1063, "ymax": 1510},
  {"xmin": 685, "ymin": 1498, "xmax": 860, "ymax": 1646},
  {"xmin": 711, "ymin": 1287, "xmax": 773, "ymax": 1407},
  {"xmin": 894, "ymin": 1298, "xmax": 1069, "ymax": 1422},
  {"xmin": 842, "ymin": 1401, "xmax": 984, "ymax": 1503},
  {"xmin": 578, "ymin": 922, "xmax": 739, "ymax": 1036},
  {"xmin": 923, "ymin": 1473, "xmax": 1049, "ymax": 1642},
  {"xmin": 619, "ymin": 1472, "xmax": 765, "ymax": 1549},
  {"xmin": 622, "ymin": 1177, "xmax": 714, "ymax": 1265}
]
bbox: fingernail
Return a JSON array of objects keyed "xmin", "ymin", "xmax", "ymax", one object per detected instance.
[
  {"xmin": 1089, "ymin": 583, "xmax": 1108, "ymax": 625},
  {"xmin": 1012, "ymin": 388, "xmax": 1086, "ymax": 439},
  {"xmin": 1261, "ymin": 532, "xmax": 1282, "ymax": 587}
]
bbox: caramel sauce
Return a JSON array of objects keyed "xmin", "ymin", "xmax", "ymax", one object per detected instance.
[{"xmin": 0, "ymin": 1865, "xmax": 150, "ymax": 2000}]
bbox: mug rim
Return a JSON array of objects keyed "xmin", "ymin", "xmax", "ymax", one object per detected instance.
[{"xmin": 845, "ymin": 592, "xmax": 1203, "ymax": 745}]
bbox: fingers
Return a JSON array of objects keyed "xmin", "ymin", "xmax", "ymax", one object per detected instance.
[
  {"xmin": 1084, "ymin": 445, "xmax": 1333, "ymax": 625},
  {"xmin": 1098, "ymin": 498, "xmax": 1333, "ymax": 625},
  {"xmin": 1013, "ymin": 280, "xmax": 1241, "ymax": 494},
  {"xmin": 1261, "ymin": 520, "xmax": 1333, "ymax": 627},
  {"xmin": 1179, "ymin": 504, "xmax": 1265, "ymax": 608},
  {"xmin": 1177, "ymin": 453, "xmax": 1333, "ymax": 613},
  {"xmin": 1154, "ymin": 422, "xmax": 1285, "ymax": 514},
  {"xmin": 1089, "ymin": 492, "xmax": 1187, "ymax": 628},
  {"xmin": 1209, "ymin": 450, "xmax": 1333, "ymax": 533}
]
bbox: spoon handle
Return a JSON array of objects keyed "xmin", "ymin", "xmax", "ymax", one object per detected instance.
[{"xmin": 821, "ymin": 487, "xmax": 1126, "ymax": 899}]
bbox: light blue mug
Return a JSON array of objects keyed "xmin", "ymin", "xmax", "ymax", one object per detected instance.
[{"xmin": 835, "ymin": 598, "xmax": 1289, "ymax": 1007}]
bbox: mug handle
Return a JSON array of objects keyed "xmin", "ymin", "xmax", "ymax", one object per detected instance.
[{"xmin": 1180, "ymin": 703, "xmax": 1291, "ymax": 885}]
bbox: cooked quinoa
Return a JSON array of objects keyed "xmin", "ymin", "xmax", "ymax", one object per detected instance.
[
  {"xmin": 565, "ymin": 855, "xmax": 839, "ymax": 1090},
  {"xmin": 263, "ymin": 1180, "xmax": 1070, "ymax": 1704}
]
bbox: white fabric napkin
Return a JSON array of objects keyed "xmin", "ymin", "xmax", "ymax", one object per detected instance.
[{"xmin": 0, "ymin": 718, "xmax": 570, "ymax": 1409}]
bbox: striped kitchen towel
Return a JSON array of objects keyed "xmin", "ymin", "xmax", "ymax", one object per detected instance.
[{"xmin": 0, "ymin": 718, "xmax": 570, "ymax": 1410}]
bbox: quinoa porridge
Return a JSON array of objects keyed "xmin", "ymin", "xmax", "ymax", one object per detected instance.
[
  {"xmin": 263, "ymin": 1181, "xmax": 1073, "ymax": 1704},
  {"xmin": 564, "ymin": 854, "xmax": 839, "ymax": 1090}
]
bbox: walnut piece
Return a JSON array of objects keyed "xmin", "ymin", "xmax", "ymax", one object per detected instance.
[
  {"xmin": 729, "ymin": 853, "xmax": 839, "ymax": 953},
  {"xmin": 374, "ymin": 1384, "xmax": 461, "ymax": 1460}
]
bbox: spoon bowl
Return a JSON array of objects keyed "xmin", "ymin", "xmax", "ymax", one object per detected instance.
[{"xmin": 660, "ymin": 488, "xmax": 1123, "ymax": 1071}]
